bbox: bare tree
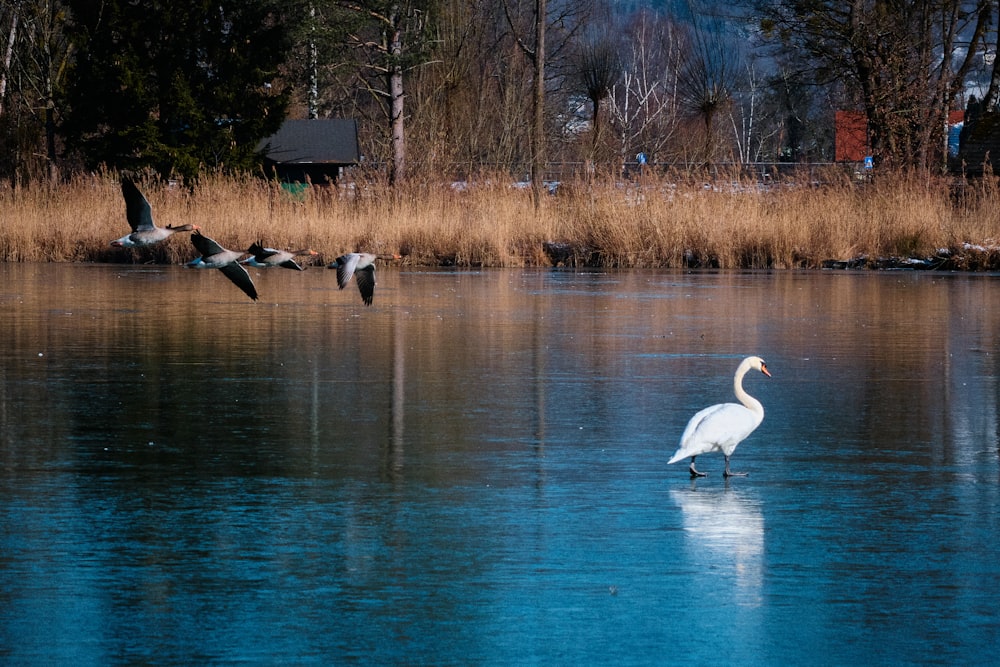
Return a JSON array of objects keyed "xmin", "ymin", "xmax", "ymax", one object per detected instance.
[
  {"xmin": 307, "ymin": 3, "xmax": 319, "ymax": 119},
  {"xmin": 334, "ymin": 1, "xmax": 435, "ymax": 185},
  {"xmin": 502, "ymin": 0, "xmax": 547, "ymax": 206},
  {"xmin": 676, "ymin": 2, "xmax": 743, "ymax": 165},
  {"xmin": 0, "ymin": 0, "xmax": 71, "ymax": 182},
  {"xmin": 0, "ymin": 1, "xmax": 19, "ymax": 117},
  {"xmin": 760, "ymin": 0, "xmax": 991, "ymax": 171},
  {"xmin": 928, "ymin": 0, "xmax": 991, "ymax": 170},
  {"xmin": 577, "ymin": 33, "xmax": 620, "ymax": 171},
  {"xmin": 608, "ymin": 9, "xmax": 685, "ymax": 167},
  {"xmin": 729, "ymin": 57, "xmax": 784, "ymax": 164},
  {"xmin": 983, "ymin": 2, "xmax": 1000, "ymax": 109},
  {"xmin": 404, "ymin": 0, "xmax": 544, "ymax": 176}
]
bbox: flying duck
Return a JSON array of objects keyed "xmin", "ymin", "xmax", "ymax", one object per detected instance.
[
  {"xmin": 328, "ymin": 253, "xmax": 401, "ymax": 306},
  {"xmin": 188, "ymin": 230, "xmax": 258, "ymax": 301},
  {"xmin": 111, "ymin": 176, "xmax": 198, "ymax": 247},
  {"xmin": 242, "ymin": 242, "xmax": 318, "ymax": 271}
]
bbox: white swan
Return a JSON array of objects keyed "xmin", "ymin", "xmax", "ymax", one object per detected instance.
[{"xmin": 668, "ymin": 356, "xmax": 771, "ymax": 478}]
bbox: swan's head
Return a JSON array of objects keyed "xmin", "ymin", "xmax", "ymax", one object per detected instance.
[{"xmin": 749, "ymin": 356, "xmax": 771, "ymax": 377}]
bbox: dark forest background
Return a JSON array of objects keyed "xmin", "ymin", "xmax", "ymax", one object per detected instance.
[{"xmin": 2, "ymin": 0, "xmax": 999, "ymax": 185}]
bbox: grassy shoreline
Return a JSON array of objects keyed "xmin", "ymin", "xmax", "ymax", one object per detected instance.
[{"xmin": 4, "ymin": 170, "xmax": 1000, "ymax": 270}]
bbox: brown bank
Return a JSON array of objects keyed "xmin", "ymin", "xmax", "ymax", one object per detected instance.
[{"xmin": 3, "ymin": 170, "xmax": 1000, "ymax": 270}]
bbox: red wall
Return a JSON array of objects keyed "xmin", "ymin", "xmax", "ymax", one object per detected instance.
[
  {"xmin": 835, "ymin": 111, "xmax": 868, "ymax": 162},
  {"xmin": 835, "ymin": 110, "xmax": 965, "ymax": 162}
]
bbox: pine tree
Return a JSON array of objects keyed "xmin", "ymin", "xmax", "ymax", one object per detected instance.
[{"xmin": 61, "ymin": 0, "xmax": 291, "ymax": 178}]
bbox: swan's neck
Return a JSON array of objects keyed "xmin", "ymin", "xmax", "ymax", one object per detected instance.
[{"xmin": 734, "ymin": 365, "xmax": 763, "ymax": 416}]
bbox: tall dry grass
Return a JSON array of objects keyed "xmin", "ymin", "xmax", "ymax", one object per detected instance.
[{"xmin": 2, "ymin": 169, "xmax": 999, "ymax": 268}]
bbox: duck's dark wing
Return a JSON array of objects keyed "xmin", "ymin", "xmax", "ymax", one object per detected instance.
[
  {"xmin": 278, "ymin": 259, "xmax": 305, "ymax": 271},
  {"xmin": 355, "ymin": 265, "xmax": 376, "ymax": 306},
  {"xmin": 249, "ymin": 242, "xmax": 286, "ymax": 261},
  {"xmin": 191, "ymin": 230, "xmax": 228, "ymax": 258},
  {"xmin": 121, "ymin": 177, "xmax": 154, "ymax": 232},
  {"xmin": 219, "ymin": 263, "xmax": 259, "ymax": 301}
]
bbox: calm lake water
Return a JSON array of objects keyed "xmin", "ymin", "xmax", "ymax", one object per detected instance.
[{"xmin": 1, "ymin": 263, "xmax": 998, "ymax": 665}]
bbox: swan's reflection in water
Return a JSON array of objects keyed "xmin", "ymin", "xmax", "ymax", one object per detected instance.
[{"xmin": 670, "ymin": 483, "xmax": 764, "ymax": 607}]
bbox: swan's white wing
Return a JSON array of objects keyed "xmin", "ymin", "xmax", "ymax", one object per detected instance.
[{"xmin": 669, "ymin": 402, "xmax": 760, "ymax": 463}]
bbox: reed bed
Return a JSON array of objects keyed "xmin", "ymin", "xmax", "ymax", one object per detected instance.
[{"xmin": 2, "ymin": 170, "xmax": 1000, "ymax": 269}]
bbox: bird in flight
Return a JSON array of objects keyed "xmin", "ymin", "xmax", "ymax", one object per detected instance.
[
  {"xmin": 111, "ymin": 176, "xmax": 198, "ymax": 248},
  {"xmin": 328, "ymin": 252, "xmax": 401, "ymax": 306},
  {"xmin": 188, "ymin": 230, "xmax": 258, "ymax": 301},
  {"xmin": 242, "ymin": 241, "xmax": 318, "ymax": 271}
]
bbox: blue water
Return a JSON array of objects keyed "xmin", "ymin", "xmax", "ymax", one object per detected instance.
[{"xmin": 0, "ymin": 265, "xmax": 997, "ymax": 664}]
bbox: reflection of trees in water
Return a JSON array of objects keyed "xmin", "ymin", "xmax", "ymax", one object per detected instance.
[{"xmin": 766, "ymin": 273, "xmax": 1000, "ymax": 469}]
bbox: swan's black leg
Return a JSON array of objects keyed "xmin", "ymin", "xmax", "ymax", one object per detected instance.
[
  {"xmin": 723, "ymin": 455, "xmax": 747, "ymax": 478},
  {"xmin": 688, "ymin": 457, "xmax": 707, "ymax": 478}
]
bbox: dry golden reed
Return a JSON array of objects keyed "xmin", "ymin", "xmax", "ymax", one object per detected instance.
[{"xmin": 2, "ymin": 169, "xmax": 999, "ymax": 269}]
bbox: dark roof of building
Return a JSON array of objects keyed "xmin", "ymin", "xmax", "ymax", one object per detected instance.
[{"xmin": 257, "ymin": 119, "xmax": 359, "ymax": 165}]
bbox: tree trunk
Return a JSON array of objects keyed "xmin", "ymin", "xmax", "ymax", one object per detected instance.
[
  {"xmin": 531, "ymin": 0, "xmax": 545, "ymax": 208},
  {"xmin": 308, "ymin": 3, "xmax": 318, "ymax": 119},
  {"xmin": 390, "ymin": 62, "xmax": 405, "ymax": 184},
  {"xmin": 388, "ymin": 8, "xmax": 405, "ymax": 185},
  {"xmin": 590, "ymin": 96, "xmax": 600, "ymax": 167},
  {"xmin": 986, "ymin": 48, "xmax": 1000, "ymax": 111},
  {"xmin": 0, "ymin": 5, "xmax": 19, "ymax": 117},
  {"xmin": 46, "ymin": 99, "xmax": 57, "ymax": 183}
]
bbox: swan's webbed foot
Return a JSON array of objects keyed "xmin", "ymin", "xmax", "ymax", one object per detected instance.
[
  {"xmin": 722, "ymin": 456, "xmax": 747, "ymax": 478},
  {"xmin": 688, "ymin": 459, "xmax": 707, "ymax": 478}
]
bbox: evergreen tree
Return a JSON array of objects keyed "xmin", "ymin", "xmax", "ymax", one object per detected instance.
[{"xmin": 61, "ymin": 0, "xmax": 291, "ymax": 178}]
